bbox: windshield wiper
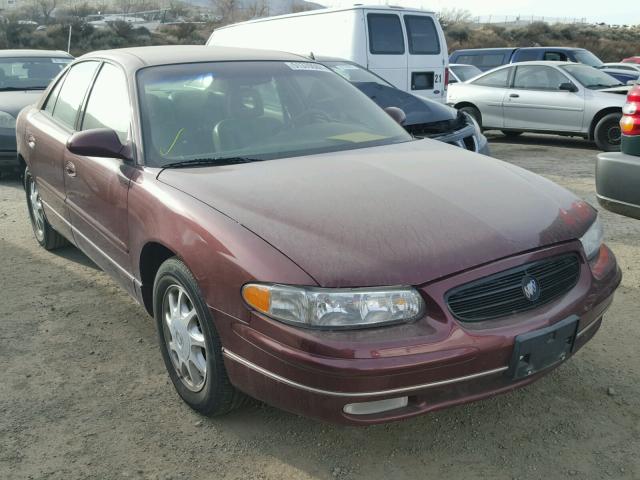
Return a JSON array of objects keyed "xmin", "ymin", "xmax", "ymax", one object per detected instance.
[
  {"xmin": 0, "ymin": 86, "xmax": 47, "ymax": 91},
  {"xmin": 161, "ymin": 156, "xmax": 265, "ymax": 169}
]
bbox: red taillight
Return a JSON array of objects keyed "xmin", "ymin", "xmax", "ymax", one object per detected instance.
[
  {"xmin": 444, "ymin": 68, "xmax": 450, "ymax": 88},
  {"xmin": 621, "ymin": 85, "xmax": 640, "ymax": 136}
]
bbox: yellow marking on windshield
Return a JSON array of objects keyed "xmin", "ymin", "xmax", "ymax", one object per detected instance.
[{"xmin": 328, "ymin": 132, "xmax": 388, "ymax": 143}]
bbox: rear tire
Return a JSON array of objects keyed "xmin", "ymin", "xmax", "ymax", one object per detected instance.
[
  {"xmin": 153, "ymin": 257, "xmax": 245, "ymax": 416},
  {"xmin": 459, "ymin": 105, "xmax": 482, "ymax": 128},
  {"xmin": 594, "ymin": 112, "xmax": 622, "ymax": 152},
  {"xmin": 24, "ymin": 167, "xmax": 67, "ymax": 250},
  {"xmin": 502, "ymin": 130, "xmax": 523, "ymax": 138}
]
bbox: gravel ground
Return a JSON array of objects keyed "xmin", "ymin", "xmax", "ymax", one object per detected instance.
[{"xmin": 1, "ymin": 133, "xmax": 639, "ymax": 480}]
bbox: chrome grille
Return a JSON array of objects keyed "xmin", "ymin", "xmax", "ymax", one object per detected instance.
[{"xmin": 446, "ymin": 254, "xmax": 581, "ymax": 322}]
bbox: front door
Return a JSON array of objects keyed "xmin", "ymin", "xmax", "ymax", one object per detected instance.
[
  {"xmin": 504, "ymin": 65, "xmax": 584, "ymax": 132},
  {"xmin": 63, "ymin": 62, "xmax": 135, "ymax": 292}
]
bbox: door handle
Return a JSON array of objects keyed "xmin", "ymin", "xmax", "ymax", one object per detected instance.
[
  {"xmin": 27, "ymin": 134, "xmax": 36, "ymax": 149},
  {"xmin": 64, "ymin": 161, "xmax": 77, "ymax": 177},
  {"xmin": 509, "ymin": 93, "xmax": 520, "ymax": 98}
]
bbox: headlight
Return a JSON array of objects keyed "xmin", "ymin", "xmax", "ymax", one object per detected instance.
[
  {"xmin": 579, "ymin": 217, "xmax": 604, "ymax": 260},
  {"xmin": 242, "ymin": 283, "xmax": 425, "ymax": 329},
  {"xmin": 0, "ymin": 111, "xmax": 16, "ymax": 129}
]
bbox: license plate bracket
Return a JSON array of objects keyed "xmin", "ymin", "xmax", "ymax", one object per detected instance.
[{"xmin": 508, "ymin": 315, "xmax": 579, "ymax": 380}]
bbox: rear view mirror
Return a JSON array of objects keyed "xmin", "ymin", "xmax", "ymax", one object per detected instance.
[
  {"xmin": 384, "ymin": 106, "xmax": 406, "ymax": 126},
  {"xmin": 596, "ymin": 152, "xmax": 640, "ymax": 220},
  {"xmin": 66, "ymin": 128, "xmax": 132, "ymax": 161},
  {"xmin": 559, "ymin": 82, "xmax": 578, "ymax": 92}
]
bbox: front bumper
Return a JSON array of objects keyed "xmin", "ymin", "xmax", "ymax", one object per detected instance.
[
  {"xmin": 219, "ymin": 242, "xmax": 620, "ymax": 425},
  {"xmin": 596, "ymin": 151, "xmax": 640, "ymax": 220},
  {"xmin": 428, "ymin": 123, "xmax": 491, "ymax": 156}
]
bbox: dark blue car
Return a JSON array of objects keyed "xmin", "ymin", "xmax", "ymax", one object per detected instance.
[{"xmin": 316, "ymin": 57, "xmax": 490, "ymax": 155}]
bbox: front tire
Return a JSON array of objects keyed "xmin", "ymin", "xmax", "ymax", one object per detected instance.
[
  {"xmin": 594, "ymin": 113, "xmax": 622, "ymax": 152},
  {"xmin": 24, "ymin": 167, "xmax": 67, "ymax": 250},
  {"xmin": 153, "ymin": 257, "xmax": 244, "ymax": 416}
]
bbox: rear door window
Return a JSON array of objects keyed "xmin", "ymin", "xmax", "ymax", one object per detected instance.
[
  {"xmin": 472, "ymin": 67, "xmax": 511, "ymax": 88},
  {"xmin": 404, "ymin": 15, "xmax": 440, "ymax": 55},
  {"xmin": 457, "ymin": 54, "xmax": 505, "ymax": 70},
  {"xmin": 43, "ymin": 72, "xmax": 67, "ymax": 115},
  {"xmin": 544, "ymin": 52, "xmax": 568, "ymax": 61},
  {"xmin": 367, "ymin": 13, "xmax": 405, "ymax": 55},
  {"xmin": 51, "ymin": 61, "xmax": 99, "ymax": 129},
  {"xmin": 513, "ymin": 66, "xmax": 569, "ymax": 90}
]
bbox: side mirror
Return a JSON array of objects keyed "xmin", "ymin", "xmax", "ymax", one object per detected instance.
[
  {"xmin": 559, "ymin": 82, "xmax": 578, "ymax": 92},
  {"xmin": 66, "ymin": 128, "xmax": 132, "ymax": 161},
  {"xmin": 449, "ymin": 77, "xmax": 458, "ymax": 84},
  {"xmin": 384, "ymin": 106, "xmax": 406, "ymax": 126}
]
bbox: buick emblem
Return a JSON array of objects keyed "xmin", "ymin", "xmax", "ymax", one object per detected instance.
[{"xmin": 521, "ymin": 276, "xmax": 541, "ymax": 302}]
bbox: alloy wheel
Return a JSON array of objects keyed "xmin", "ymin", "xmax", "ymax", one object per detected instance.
[
  {"xmin": 162, "ymin": 284, "xmax": 208, "ymax": 392},
  {"xmin": 29, "ymin": 178, "xmax": 46, "ymax": 243}
]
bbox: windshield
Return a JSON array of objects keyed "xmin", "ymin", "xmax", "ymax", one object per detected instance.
[
  {"xmin": 323, "ymin": 61, "xmax": 392, "ymax": 87},
  {"xmin": 574, "ymin": 50, "xmax": 603, "ymax": 68},
  {"xmin": 560, "ymin": 64, "xmax": 623, "ymax": 89},
  {"xmin": 0, "ymin": 57, "xmax": 71, "ymax": 91},
  {"xmin": 451, "ymin": 65, "xmax": 482, "ymax": 82},
  {"xmin": 137, "ymin": 61, "xmax": 411, "ymax": 167}
]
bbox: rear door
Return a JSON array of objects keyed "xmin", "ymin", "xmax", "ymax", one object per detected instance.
[
  {"xmin": 364, "ymin": 12, "xmax": 408, "ymax": 90},
  {"xmin": 504, "ymin": 65, "xmax": 584, "ymax": 131},
  {"xmin": 402, "ymin": 13, "xmax": 445, "ymax": 102},
  {"xmin": 63, "ymin": 62, "xmax": 135, "ymax": 292},
  {"xmin": 26, "ymin": 61, "xmax": 100, "ymax": 240}
]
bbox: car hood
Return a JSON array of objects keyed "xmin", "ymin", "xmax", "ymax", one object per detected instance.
[
  {"xmin": 353, "ymin": 82, "xmax": 456, "ymax": 126},
  {"xmin": 158, "ymin": 140, "xmax": 594, "ymax": 287},
  {"xmin": 596, "ymin": 85, "xmax": 633, "ymax": 95},
  {"xmin": 0, "ymin": 90, "xmax": 43, "ymax": 117}
]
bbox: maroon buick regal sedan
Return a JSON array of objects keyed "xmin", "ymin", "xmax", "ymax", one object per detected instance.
[{"xmin": 17, "ymin": 46, "xmax": 621, "ymax": 425}]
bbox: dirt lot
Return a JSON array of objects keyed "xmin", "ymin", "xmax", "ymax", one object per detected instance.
[{"xmin": 1, "ymin": 133, "xmax": 639, "ymax": 480}]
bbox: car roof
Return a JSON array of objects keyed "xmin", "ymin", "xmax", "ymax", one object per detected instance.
[
  {"xmin": 79, "ymin": 45, "xmax": 309, "ymax": 70},
  {"xmin": 451, "ymin": 48, "xmax": 516, "ymax": 54},
  {"xmin": 215, "ymin": 5, "xmax": 435, "ymax": 30},
  {"xmin": 0, "ymin": 49, "xmax": 72, "ymax": 58}
]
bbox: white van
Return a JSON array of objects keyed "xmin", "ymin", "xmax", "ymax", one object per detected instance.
[{"xmin": 207, "ymin": 5, "xmax": 449, "ymax": 103}]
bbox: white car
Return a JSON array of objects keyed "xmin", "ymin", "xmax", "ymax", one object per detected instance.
[
  {"xmin": 602, "ymin": 62, "xmax": 640, "ymax": 73},
  {"xmin": 447, "ymin": 61, "xmax": 630, "ymax": 151}
]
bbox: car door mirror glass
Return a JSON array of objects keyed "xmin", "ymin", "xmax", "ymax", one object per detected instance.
[{"xmin": 66, "ymin": 128, "xmax": 132, "ymax": 161}]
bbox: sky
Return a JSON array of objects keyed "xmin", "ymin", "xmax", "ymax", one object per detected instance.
[{"xmin": 315, "ymin": 0, "xmax": 639, "ymax": 26}]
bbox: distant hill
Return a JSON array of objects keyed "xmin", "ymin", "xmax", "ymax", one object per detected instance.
[{"xmin": 185, "ymin": 0, "xmax": 324, "ymax": 16}]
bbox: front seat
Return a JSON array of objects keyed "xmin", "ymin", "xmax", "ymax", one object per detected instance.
[{"xmin": 212, "ymin": 86, "xmax": 282, "ymax": 152}]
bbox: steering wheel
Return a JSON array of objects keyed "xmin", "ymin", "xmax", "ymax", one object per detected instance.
[{"xmin": 292, "ymin": 108, "xmax": 331, "ymax": 126}]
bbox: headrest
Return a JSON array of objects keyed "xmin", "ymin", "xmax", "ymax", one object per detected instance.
[{"xmin": 227, "ymin": 86, "xmax": 264, "ymax": 119}]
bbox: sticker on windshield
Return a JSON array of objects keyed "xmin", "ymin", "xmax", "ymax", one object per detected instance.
[
  {"xmin": 285, "ymin": 62, "xmax": 331, "ymax": 72},
  {"xmin": 335, "ymin": 64, "xmax": 359, "ymax": 70},
  {"xmin": 51, "ymin": 58, "xmax": 71, "ymax": 64}
]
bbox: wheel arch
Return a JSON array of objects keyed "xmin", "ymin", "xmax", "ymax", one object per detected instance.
[
  {"xmin": 589, "ymin": 107, "xmax": 622, "ymax": 140},
  {"xmin": 139, "ymin": 241, "xmax": 178, "ymax": 316}
]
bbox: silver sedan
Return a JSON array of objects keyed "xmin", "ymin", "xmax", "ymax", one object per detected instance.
[{"xmin": 447, "ymin": 61, "xmax": 630, "ymax": 151}]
